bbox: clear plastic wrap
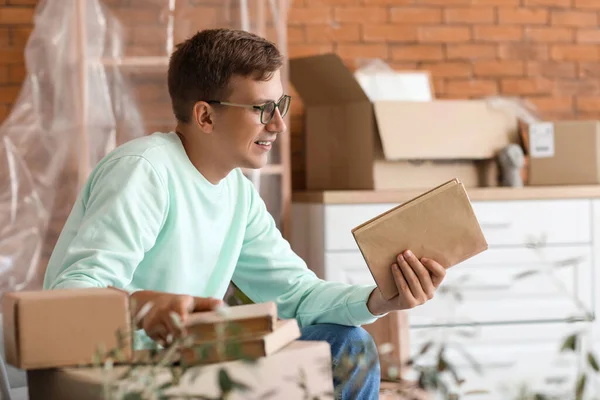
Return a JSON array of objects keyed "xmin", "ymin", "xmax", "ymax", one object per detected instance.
[
  {"xmin": 0, "ymin": 0, "xmax": 289, "ymax": 295},
  {"xmin": 485, "ymin": 95, "xmax": 542, "ymax": 125},
  {"xmin": 353, "ymin": 58, "xmax": 433, "ymax": 102}
]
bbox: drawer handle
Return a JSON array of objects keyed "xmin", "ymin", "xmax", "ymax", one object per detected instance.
[{"xmin": 480, "ymin": 222, "xmax": 511, "ymax": 230}]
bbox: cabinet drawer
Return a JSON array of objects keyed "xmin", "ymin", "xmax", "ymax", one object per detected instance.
[
  {"xmin": 324, "ymin": 203, "xmax": 402, "ymax": 251},
  {"xmin": 323, "ymin": 199, "xmax": 592, "ymax": 251},
  {"xmin": 325, "ymin": 246, "xmax": 593, "ymax": 326},
  {"xmin": 410, "ymin": 245, "xmax": 593, "ymax": 327},
  {"xmin": 472, "ymin": 199, "xmax": 591, "ymax": 247},
  {"xmin": 323, "ymin": 252, "xmax": 375, "ymax": 285},
  {"xmin": 409, "ymin": 322, "xmax": 583, "ymax": 400}
]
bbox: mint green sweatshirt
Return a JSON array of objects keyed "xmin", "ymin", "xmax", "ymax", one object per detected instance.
[{"xmin": 43, "ymin": 132, "xmax": 378, "ymax": 347}]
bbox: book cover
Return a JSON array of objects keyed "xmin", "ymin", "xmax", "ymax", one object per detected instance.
[
  {"xmin": 352, "ymin": 179, "xmax": 488, "ymax": 300},
  {"xmin": 185, "ymin": 302, "xmax": 278, "ymax": 343},
  {"xmin": 181, "ymin": 318, "xmax": 301, "ymax": 365}
]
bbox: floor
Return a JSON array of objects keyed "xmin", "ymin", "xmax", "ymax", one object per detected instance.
[{"xmin": 379, "ymin": 380, "xmax": 430, "ymax": 400}]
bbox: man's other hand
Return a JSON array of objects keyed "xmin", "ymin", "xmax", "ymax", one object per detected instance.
[{"xmin": 130, "ymin": 291, "xmax": 224, "ymax": 346}]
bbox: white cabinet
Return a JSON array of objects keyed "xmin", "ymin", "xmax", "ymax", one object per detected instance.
[
  {"xmin": 410, "ymin": 322, "xmax": 584, "ymax": 398},
  {"xmin": 472, "ymin": 199, "xmax": 592, "ymax": 246},
  {"xmin": 291, "ymin": 193, "xmax": 600, "ymax": 399}
]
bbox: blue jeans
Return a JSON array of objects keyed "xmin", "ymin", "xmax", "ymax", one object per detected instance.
[{"xmin": 299, "ymin": 323, "xmax": 380, "ymax": 400}]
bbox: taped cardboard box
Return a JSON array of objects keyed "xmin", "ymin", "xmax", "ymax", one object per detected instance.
[
  {"xmin": 2, "ymin": 288, "xmax": 132, "ymax": 369},
  {"xmin": 289, "ymin": 53, "xmax": 517, "ymax": 191},
  {"xmin": 28, "ymin": 341, "xmax": 333, "ymax": 400},
  {"xmin": 527, "ymin": 120, "xmax": 600, "ymax": 186}
]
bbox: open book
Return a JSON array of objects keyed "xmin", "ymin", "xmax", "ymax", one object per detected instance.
[{"xmin": 352, "ymin": 179, "xmax": 488, "ymax": 300}]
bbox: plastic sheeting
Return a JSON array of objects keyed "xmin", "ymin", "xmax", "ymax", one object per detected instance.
[{"xmin": 0, "ymin": 0, "xmax": 289, "ymax": 296}]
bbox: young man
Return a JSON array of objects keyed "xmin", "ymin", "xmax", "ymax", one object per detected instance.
[{"xmin": 43, "ymin": 29, "xmax": 446, "ymax": 399}]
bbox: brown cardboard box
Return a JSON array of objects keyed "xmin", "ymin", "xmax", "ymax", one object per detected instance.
[
  {"xmin": 374, "ymin": 156, "xmax": 499, "ymax": 190},
  {"xmin": 527, "ymin": 120, "xmax": 600, "ymax": 186},
  {"xmin": 2, "ymin": 288, "xmax": 132, "ymax": 369},
  {"xmin": 28, "ymin": 341, "xmax": 334, "ymax": 400},
  {"xmin": 289, "ymin": 53, "xmax": 518, "ymax": 191}
]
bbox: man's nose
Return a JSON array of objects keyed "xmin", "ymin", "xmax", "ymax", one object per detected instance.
[{"xmin": 266, "ymin": 108, "xmax": 286, "ymax": 134}]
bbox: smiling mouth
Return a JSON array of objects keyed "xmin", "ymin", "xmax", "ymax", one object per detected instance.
[{"xmin": 254, "ymin": 140, "xmax": 273, "ymax": 146}]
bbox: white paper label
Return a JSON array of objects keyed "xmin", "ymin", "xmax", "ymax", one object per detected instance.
[{"xmin": 530, "ymin": 122, "xmax": 555, "ymax": 158}]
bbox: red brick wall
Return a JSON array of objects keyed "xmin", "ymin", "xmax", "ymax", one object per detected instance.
[
  {"xmin": 288, "ymin": 0, "xmax": 600, "ymax": 190},
  {"xmin": 0, "ymin": 0, "xmax": 35, "ymax": 120},
  {"xmin": 1, "ymin": 1, "xmax": 600, "ymax": 190}
]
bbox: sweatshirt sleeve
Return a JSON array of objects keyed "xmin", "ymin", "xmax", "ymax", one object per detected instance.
[
  {"xmin": 231, "ymin": 181, "xmax": 380, "ymax": 327},
  {"xmin": 45, "ymin": 155, "xmax": 168, "ymax": 291}
]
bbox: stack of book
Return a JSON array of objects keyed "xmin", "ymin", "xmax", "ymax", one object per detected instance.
[{"xmin": 180, "ymin": 301, "xmax": 301, "ymax": 365}]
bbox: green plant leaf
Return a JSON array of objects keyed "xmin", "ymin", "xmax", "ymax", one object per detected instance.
[
  {"xmin": 445, "ymin": 360, "xmax": 464, "ymax": 386},
  {"xmin": 454, "ymin": 329, "xmax": 477, "ymax": 338},
  {"xmin": 453, "ymin": 290, "xmax": 463, "ymax": 302},
  {"xmin": 513, "ymin": 270, "xmax": 540, "ymax": 280},
  {"xmin": 437, "ymin": 355, "xmax": 448, "ymax": 372},
  {"xmin": 554, "ymin": 256, "xmax": 584, "ymax": 268},
  {"xmin": 229, "ymin": 322, "xmax": 243, "ymax": 337},
  {"xmin": 218, "ymin": 368, "xmax": 235, "ymax": 393},
  {"xmin": 116, "ymin": 328, "xmax": 128, "ymax": 349},
  {"xmin": 258, "ymin": 388, "xmax": 279, "ymax": 399},
  {"xmin": 464, "ymin": 389, "xmax": 490, "ymax": 396},
  {"xmin": 123, "ymin": 393, "xmax": 144, "ymax": 400},
  {"xmin": 418, "ymin": 341, "xmax": 433, "ymax": 355},
  {"xmin": 560, "ymin": 334, "xmax": 578, "ymax": 352},
  {"xmin": 233, "ymin": 380, "xmax": 250, "ymax": 392},
  {"xmin": 418, "ymin": 369, "xmax": 439, "ymax": 391},
  {"xmin": 588, "ymin": 352, "xmax": 600, "ymax": 372},
  {"xmin": 575, "ymin": 374, "xmax": 586, "ymax": 400},
  {"xmin": 452, "ymin": 343, "xmax": 483, "ymax": 375}
]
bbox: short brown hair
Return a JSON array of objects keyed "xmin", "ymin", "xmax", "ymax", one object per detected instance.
[{"xmin": 167, "ymin": 28, "xmax": 283, "ymax": 123}]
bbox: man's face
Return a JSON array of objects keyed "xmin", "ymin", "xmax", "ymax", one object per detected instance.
[{"xmin": 212, "ymin": 70, "xmax": 287, "ymax": 170}]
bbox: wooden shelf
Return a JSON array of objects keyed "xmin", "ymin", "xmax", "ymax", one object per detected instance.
[{"xmin": 292, "ymin": 184, "xmax": 600, "ymax": 204}]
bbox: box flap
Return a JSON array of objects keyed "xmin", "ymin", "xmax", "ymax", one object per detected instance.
[
  {"xmin": 2, "ymin": 293, "xmax": 20, "ymax": 367},
  {"xmin": 374, "ymin": 100, "xmax": 517, "ymax": 160},
  {"xmin": 289, "ymin": 53, "xmax": 369, "ymax": 106}
]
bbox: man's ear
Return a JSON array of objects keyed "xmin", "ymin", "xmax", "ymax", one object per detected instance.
[{"xmin": 192, "ymin": 101, "xmax": 215, "ymax": 133}]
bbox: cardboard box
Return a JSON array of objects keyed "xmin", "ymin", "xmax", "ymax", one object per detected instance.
[
  {"xmin": 3, "ymin": 288, "xmax": 132, "ymax": 369},
  {"xmin": 289, "ymin": 53, "xmax": 518, "ymax": 191},
  {"xmin": 27, "ymin": 341, "xmax": 333, "ymax": 400},
  {"xmin": 527, "ymin": 120, "xmax": 600, "ymax": 186},
  {"xmin": 374, "ymin": 156, "xmax": 499, "ymax": 190}
]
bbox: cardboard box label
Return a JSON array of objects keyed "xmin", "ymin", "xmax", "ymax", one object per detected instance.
[{"xmin": 530, "ymin": 122, "xmax": 555, "ymax": 158}]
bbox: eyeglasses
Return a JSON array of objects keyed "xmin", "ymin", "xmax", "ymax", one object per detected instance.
[{"xmin": 207, "ymin": 94, "xmax": 291, "ymax": 125}]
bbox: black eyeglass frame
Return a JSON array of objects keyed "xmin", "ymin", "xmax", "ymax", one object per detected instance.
[{"xmin": 207, "ymin": 94, "xmax": 291, "ymax": 125}]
